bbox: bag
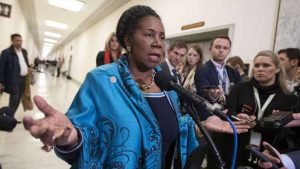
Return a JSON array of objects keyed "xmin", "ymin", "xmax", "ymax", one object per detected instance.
[
  {"xmin": 22, "ymin": 75, "xmax": 33, "ymax": 111},
  {"xmin": 0, "ymin": 107, "xmax": 17, "ymax": 132},
  {"xmin": 29, "ymin": 70, "xmax": 36, "ymax": 85}
]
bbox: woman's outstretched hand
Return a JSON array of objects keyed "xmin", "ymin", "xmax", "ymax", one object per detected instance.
[
  {"xmin": 23, "ymin": 95, "xmax": 78, "ymax": 151},
  {"xmin": 205, "ymin": 114, "xmax": 250, "ymax": 134}
]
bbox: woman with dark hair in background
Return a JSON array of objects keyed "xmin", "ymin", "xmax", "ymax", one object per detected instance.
[{"xmin": 96, "ymin": 32, "xmax": 122, "ymax": 66}]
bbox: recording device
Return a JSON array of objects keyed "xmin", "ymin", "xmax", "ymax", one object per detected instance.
[
  {"xmin": 245, "ymin": 145, "xmax": 279, "ymax": 169},
  {"xmin": 259, "ymin": 111, "xmax": 293, "ymax": 129},
  {"xmin": 263, "ymin": 143, "xmax": 284, "ymax": 168},
  {"xmin": 154, "ymin": 71, "xmax": 227, "ymax": 120}
]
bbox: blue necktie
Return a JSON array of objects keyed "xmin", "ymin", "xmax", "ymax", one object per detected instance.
[{"xmin": 172, "ymin": 69, "xmax": 181, "ymax": 84}]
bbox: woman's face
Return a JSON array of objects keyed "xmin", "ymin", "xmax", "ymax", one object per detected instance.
[
  {"xmin": 187, "ymin": 48, "xmax": 201, "ymax": 68},
  {"xmin": 109, "ymin": 36, "xmax": 120, "ymax": 51},
  {"xmin": 127, "ymin": 16, "xmax": 165, "ymax": 71},
  {"xmin": 253, "ymin": 55, "xmax": 279, "ymax": 86}
]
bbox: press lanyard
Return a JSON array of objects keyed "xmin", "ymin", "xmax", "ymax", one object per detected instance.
[{"xmin": 253, "ymin": 87, "xmax": 276, "ymax": 120}]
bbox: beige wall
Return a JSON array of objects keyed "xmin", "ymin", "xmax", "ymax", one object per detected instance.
[
  {"xmin": 58, "ymin": 0, "xmax": 280, "ymax": 82},
  {"xmin": 0, "ymin": 0, "xmax": 38, "ymax": 63}
]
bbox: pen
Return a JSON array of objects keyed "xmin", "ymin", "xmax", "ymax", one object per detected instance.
[{"xmin": 231, "ymin": 115, "xmax": 242, "ymax": 121}]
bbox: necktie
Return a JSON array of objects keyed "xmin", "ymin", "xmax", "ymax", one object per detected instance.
[
  {"xmin": 172, "ymin": 69, "xmax": 181, "ymax": 84},
  {"xmin": 218, "ymin": 68, "xmax": 227, "ymax": 92}
]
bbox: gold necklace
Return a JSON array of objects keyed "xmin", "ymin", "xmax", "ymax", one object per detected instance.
[{"xmin": 132, "ymin": 71, "xmax": 156, "ymax": 90}]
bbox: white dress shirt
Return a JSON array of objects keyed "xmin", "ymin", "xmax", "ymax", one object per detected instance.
[
  {"xmin": 165, "ymin": 58, "xmax": 175, "ymax": 76},
  {"xmin": 281, "ymin": 154, "xmax": 296, "ymax": 169},
  {"xmin": 15, "ymin": 48, "xmax": 28, "ymax": 76}
]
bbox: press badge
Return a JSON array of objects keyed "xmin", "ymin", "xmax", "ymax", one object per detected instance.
[{"xmin": 249, "ymin": 131, "xmax": 262, "ymax": 147}]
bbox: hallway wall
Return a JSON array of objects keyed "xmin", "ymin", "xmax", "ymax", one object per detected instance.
[
  {"xmin": 0, "ymin": 0, "xmax": 38, "ymax": 63},
  {"xmin": 59, "ymin": 0, "xmax": 279, "ymax": 83}
]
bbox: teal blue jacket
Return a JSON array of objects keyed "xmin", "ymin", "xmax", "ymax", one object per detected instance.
[{"xmin": 62, "ymin": 55, "xmax": 199, "ymax": 168}]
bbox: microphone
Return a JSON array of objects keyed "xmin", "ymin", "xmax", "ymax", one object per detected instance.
[
  {"xmin": 154, "ymin": 71, "xmax": 227, "ymax": 121},
  {"xmin": 155, "ymin": 71, "xmax": 227, "ymax": 169}
]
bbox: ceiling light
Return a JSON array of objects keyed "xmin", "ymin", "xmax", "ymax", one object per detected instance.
[
  {"xmin": 45, "ymin": 20, "xmax": 68, "ymax": 30},
  {"xmin": 43, "ymin": 42, "xmax": 55, "ymax": 47},
  {"xmin": 48, "ymin": 0, "xmax": 85, "ymax": 12},
  {"xmin": 45, "ymin": 31, "xmax": 61, "ymax": 38},
  {"xmin": 44, "ymin": 38, "xmax": 58, "ymax": 43}
]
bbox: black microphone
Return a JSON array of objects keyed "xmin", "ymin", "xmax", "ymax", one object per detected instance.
[
  {"xmin": 155, "ymin": 71, "xmax": 227, "ymax": 121},
  {"xmin": 155, "ymin": 71, "xmax": 226, "ymax": 169}
]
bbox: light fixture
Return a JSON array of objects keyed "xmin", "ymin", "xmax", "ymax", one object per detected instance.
[
  {"xmin": 44, "ymin": 38, "xmax": 58, "ymax": 43},
  {"xmin": 45, "ymin": 31, "xmax": 61, "ymax": 38},
  {"xmin": 45, "ymin": 20, "xmax": 68, "ymax": 30},
  {"xmin": 43, "ymin": 42, "xmax": 55, "ymax": 47},
  {"xmin": 48, "ymin": 0, "xmax": 85, "ymax": 12}
]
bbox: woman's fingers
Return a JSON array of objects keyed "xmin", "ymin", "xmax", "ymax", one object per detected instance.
[
  {"xmin": 237, "ymin": 113, "xmax": 251, "ymax": 120},
  {"xmin": 29, "ymin": 122, "xmax": 49, "ymax": 139},
  {"xmin": 258, "ymin": 160, "xmax": 273, "ymax": 169},
  {"xmin": 23, "ymin": 115, "xmax": 35, "ymax": 130},
  {"xmin": 33, "ymin": 95, "xmax": 58, "ymax": 117},
  {"xmin": 292, "ymin": 113, "xmax": 300, "ymax": 120}
]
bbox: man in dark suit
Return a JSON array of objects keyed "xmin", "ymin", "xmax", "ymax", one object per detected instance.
[
  {"xmin": 193, "ymin": 35, "xmax": 241, "ymax": 169},
  {"xmin": 194, "ymin": 36, "xmax": 241, "ymax": 120},
  {"xmin": 160, "ymin": 40, "xmax": 187, "ymax": 84},
  {"xmin": 0, "ymin": 33, "xmax": 30, "ymax": 116}
]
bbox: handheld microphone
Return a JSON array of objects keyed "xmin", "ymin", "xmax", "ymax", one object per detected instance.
[{"xmin": 154, "ymin": 71, "xmax": 227, "ymax": 121}]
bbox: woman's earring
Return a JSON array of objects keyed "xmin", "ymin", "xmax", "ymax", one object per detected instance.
[{"xmin": 127, "ymin": 46, "xmax": 131, "ymax": 52}]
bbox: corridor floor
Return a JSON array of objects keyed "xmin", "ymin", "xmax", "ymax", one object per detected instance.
[{"xmin": 0, "ymin": 71, "xmax": 80, "ymax": 169}]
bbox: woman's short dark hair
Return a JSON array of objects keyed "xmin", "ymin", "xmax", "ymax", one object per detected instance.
[{"xmin": 116, "ymin": 5, "xmax": 160, "ymax": 49}]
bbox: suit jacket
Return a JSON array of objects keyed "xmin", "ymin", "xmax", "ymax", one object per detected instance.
[
  {"xmin": 160, "ymin": 60, "xmax": 172, "ymax": 76},
  {"xmin": 160, "ymin": 60, "xmax": 182, "ymax": 84},
  {"xmin": 0, "ymin": 45, "xmax": 29, "ymax": 94},
  {"xmin": 96, "ymin": 51, "xmax": 114, "ymax": 67},
  {"xmin": 287, "ymin": 150, "xmax": 300, "ymax": 169},
  {"xmin": 194, "ymin": 60, "xmax": 241, "ymax": 120}
]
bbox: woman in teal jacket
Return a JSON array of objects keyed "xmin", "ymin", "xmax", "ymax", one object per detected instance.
[{"xmin": 23, "ymin": 5, "xmax": 245, "ymax": 169}]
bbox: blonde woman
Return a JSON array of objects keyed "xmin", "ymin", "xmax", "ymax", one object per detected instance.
[
  {"xmin": 180, "ymin": 45, "xmax": 203, "ymax": 92},
  {"xmin": 96, "ymin": 32, "xmax": 122, "ymax": 66}
]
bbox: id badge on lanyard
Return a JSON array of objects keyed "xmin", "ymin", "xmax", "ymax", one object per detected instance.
[{"xmin": 250, "ymin": 87, "xmax": 275, "ymax": 147}]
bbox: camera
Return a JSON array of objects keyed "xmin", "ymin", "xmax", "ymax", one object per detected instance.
[{"xmin": 259, "ymin": 111, "xmax": 293, "ymax": 129}]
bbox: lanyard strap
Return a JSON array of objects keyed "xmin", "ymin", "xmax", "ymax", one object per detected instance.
[{"xmin": 253, "ymin": 87, "xmax": 275, "ymax": 120}]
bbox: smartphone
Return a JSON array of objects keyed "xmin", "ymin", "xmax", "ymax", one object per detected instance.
[
  {"xmin": 263, "ymin": 143, "xmax": 284, "ymax": 168},
  {"xmin": 245, "ymin": 145, "xmax": 279, "ymax": 169}
]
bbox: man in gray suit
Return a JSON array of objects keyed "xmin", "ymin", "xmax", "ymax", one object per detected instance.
[{"xmin": 160, "ymin": 40, "xmax": 187, "ymax": 84}]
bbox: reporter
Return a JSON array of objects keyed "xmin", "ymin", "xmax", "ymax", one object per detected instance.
[
  {"xmin": 95, "ymin": 32, "xmax": 122, "ymax": 66},
  {"xmin": 215, "ymin": 50, "xmax": 298, "ymax": 168}
]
